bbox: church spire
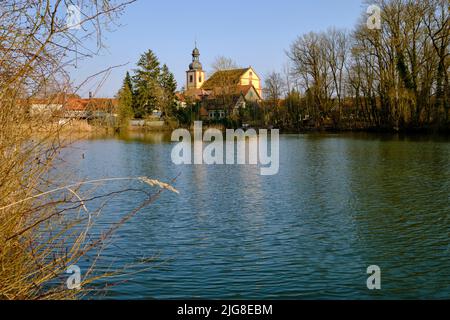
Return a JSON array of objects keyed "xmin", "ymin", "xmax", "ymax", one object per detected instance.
[{"xmin": 189, "ymin": 44, "xmax": 202, "ymax": 70}]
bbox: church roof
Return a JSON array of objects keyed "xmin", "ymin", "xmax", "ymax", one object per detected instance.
[
  {"xmin": 182, "ymin": 88, "xmax": 210, "ymax": 101},
  {"xmin": 189, "ymin": 61, "xmax": 203, "ymax": 70},
  {"xmin": 202, "ymin": 68, "xmax": 250, "ymax": 89}
]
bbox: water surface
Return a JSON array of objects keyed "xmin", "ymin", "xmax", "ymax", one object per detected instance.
[{"xmin": 62, "ymin": 132, "xmax": 450, "ymax": 299}]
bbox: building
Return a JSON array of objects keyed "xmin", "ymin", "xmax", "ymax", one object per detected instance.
[
  {"xmin": 27, "ymin": 95, "xmax": 117, "ymax": 121},
  {"xmin": 29, "ymin": 99, "xmax": 63, "ymax": 116},
  {"xmin": 181, "ymin": 46, "xmax": 262, "ymax": 120},
  {"xmin": 63, "ymin": 98, "xmax": 117, "ymax": 120},
  {"xmin": 202, "ymin": 84, "xmax": 261, "ymax": 120}
]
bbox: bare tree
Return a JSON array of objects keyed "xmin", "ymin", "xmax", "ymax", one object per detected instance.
[
  {"xmin": 210, "ymin": 55, "xmax": 240, "ymax": 75},
  {"xmin": 288, "ymin": 31, "xmax": 333, "ymax": 126},
  {"xmin": 325, "ymin": 28, "xmax": 349, "ymax": 122},
  {"xmin": 423, "ymin": 0, "xmax": 449, "ymax": 124},
  {"xmin": 263, "ymin": 71, "xmax": 286, "ymax": 126},
  {"xmin": 264, "ymin": 71, "xmax": 286, "ymax": 104},
  {"xmin": 286, "ymin": 0, "xmax": 449, "ymax": 130}
]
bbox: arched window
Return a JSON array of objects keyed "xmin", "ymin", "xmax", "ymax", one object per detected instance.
[{"xmin": 190, "ymin": 75, "xmax": 193, "ymax": 83}]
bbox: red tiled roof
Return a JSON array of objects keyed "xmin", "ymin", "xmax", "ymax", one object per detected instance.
[
  {"xmin": 28, "ymin": 93, "xmax": 81, "ymax": 105},
  {"xmin": 65, "ymin": 99, "xmax": 88, "ymax": 111},
  {"xmin": 182, "ymin": 88, "xmax": 211, "ymax": 101},
  {"xmin": 199, "ymin": 106, "xmax": 209, "ymax": 117},
  {"xmin": 234, "ymin": 85, "xmax": 259, "ymax": 98},
  {"xmin": 175, "ymin": 93, "xmax": 185, "ymax": 102},
  {"xmin": 64, "ymin": 98, "xmax": 117, "ymax": 111}
]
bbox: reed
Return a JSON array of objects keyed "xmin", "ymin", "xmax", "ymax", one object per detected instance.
[{"xmin": 0, "ymin": 0, "xmax": 176, "ymax": 300}]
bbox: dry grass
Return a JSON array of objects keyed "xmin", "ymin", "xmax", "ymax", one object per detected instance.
[
  {"xmin": 0, "ymin": 104, "xmax": 179, "ymax": 299},
  {"xmin": 0, "ymin": 110, "xmax": 179, "ymax": 299},
  {"xmin": 0, "ymin": 172, "xmax": 178, "ymax": 300},
  {"xmin": 0, "ymin": 0, "xmax": 179, "ymax": 300}
]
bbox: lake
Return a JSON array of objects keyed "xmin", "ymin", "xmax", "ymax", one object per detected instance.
[{"xmin": 61, "ymin": 132, "xmax": 450, "ymax": 299}]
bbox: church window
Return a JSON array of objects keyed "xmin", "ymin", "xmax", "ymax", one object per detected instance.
[{"xmin": 190, "ymin": 75, "xmax": 193, "ymax": 83}]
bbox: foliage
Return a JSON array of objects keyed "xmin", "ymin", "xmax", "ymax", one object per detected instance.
[
  {"xmin": 117, "ymin": 72, "xmax": 134, "ymax": 127},
  {"xmin": 132, "ymin": 50, "xmax": 162, "ymax": 118},
  {"xmin": 281, "ymin": 0, "xmax": 449, "ymax": 131},
  {"xmin": 119, "ymin": 52, "xmax": 177, "ymax": 120}
]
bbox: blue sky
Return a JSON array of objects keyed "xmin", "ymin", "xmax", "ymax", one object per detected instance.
[{"xmin": 72, "ymin": 0, "xmax": 366, "ymax": 97}]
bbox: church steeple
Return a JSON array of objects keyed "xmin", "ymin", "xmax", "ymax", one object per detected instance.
[
  {"xmin": 189, "ymin": 44, "xmax": 203, "ymax": 71},
  {"xmin": 186, "ymin": 44, "xmax": 205, "ymax": 90}
]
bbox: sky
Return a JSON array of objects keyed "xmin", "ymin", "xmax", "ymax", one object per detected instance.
[{"xmin": 71, "ymin": 0, "xmax": 366, "ymax": 98}]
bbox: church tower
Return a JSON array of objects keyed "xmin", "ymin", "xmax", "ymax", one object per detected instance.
[{"xmin": 186, "ymin": 45, "xmax": 205, "ymax": 90}]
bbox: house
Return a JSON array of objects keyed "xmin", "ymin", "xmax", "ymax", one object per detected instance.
[
  {"xmin": 28, "ymin": 93, "xmax": 79, "ymax": 116},
  {"xmin": 175, "ymin": 93, "xmax": 187, "ymax": 109},
  {"xmin": 29, "ymin": 99, "xmax": 63, "ymax": 116},
  {"xmin": 26, "ymin": 93, "xmax": 118, "ymax": 121},
  {"xmin": 203, "ymin": 94, "xmax": 241, "ymax": 120},
  {"xmin": 63, "ymin": 98, "xmax": 88, "ymax": 118},
  {"xmin": 63, "ymin": 98, "xmax": 117, "ymax": 120},
  {"xmin": 201, "ymin": 85, "xmax": 262, "ymax": 120}
]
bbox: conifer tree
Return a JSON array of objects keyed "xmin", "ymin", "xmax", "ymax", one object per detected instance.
[
  {"xmin": 159, "ymin": 64, "xmax": 177, "ymax": 117},
  {"xmin": 132, "ymin": 50, "xmax": 162, "ymax": 118},
  {"xmin": 117, "ymin": 71, "xmax": 134, "ymax": 126}
]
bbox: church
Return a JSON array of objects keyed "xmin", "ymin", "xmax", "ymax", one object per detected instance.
[{"xmin": 181, "ymin": 46, "xmax": 262, "ymax": 120}]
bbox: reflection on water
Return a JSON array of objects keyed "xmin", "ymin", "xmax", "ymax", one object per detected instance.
[
  {"xmin": 61, "ymin": 132, "xmax": 449, "ymax": 299},
  {"xmin": 116, "ymin": 130, "xmax": 172, "ymax": 144}
]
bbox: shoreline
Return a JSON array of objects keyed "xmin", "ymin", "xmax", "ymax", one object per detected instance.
[
  {"xmin": 48, "ymin": 119, "xmax": 450, "ymax": 137},
  {"xmin": 130, "ymin": 124, "xmax": 450, "ymax": 136}
]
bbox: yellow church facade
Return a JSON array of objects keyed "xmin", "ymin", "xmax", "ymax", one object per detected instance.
[{"xmin": 233, "ymin": 68, "xmax": 262, "ymax": 97}]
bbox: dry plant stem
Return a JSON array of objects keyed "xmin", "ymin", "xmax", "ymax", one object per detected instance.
[{"xmin": 0, "ymin": 176, "xmax": 179, "ymax": 212}]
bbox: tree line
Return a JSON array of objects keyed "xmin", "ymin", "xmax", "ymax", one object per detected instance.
[
  {"xmin": 117, "ymin": 50, "xmax": 178, "ymax": 124},
  {"xmin": 117, "ymin": 0, "xmax": 448, "ymax": 133},
  {"xmin": 264, "ymin": 0, "xmax": 449, "ymax": 132}
]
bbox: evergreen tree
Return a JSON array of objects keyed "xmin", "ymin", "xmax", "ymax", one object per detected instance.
[
  {"xmin": 124, "ymin": 71, "xmax": 133, "ymax": 94},
  {"xmin": 117, "ymin": 71, "xmax": 134, "ymax": 127},
  {"xmin": 132, "ymin": 50, "xmax": 162, "ymax": 118},
  {"xmin": 159, "ymin": 64, "xmax": 177, "ymax": 117}
]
